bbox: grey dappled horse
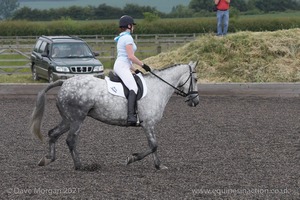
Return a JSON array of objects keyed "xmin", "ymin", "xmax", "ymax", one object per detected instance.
[{"xmin": 30, "ymin": 61, "xmax": 199, "ymax": 170}]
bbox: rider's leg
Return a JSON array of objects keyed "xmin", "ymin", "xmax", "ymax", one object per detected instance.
[
  {"xmin": 127, "ymin": 90, "xmax": 137, "ymax": 125},
  {"xmin": 114, "ymin": 60, "xmax": 138, "ymax": 125},
  {"xmin": 113, "ymin": 60, "xmax": 138, "ymax": 94}
]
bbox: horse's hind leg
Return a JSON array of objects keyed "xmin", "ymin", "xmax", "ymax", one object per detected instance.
[
  {"xmin": 126, "ymin": 127, "xmax": 168, "ymax": 170},
  {"xmin": 66, "ymin": 122, "xmax": 83, "ymax": 170},
  {"xmin": 38, "ymin": 120, "xmax": 70, "ymax": 166}
]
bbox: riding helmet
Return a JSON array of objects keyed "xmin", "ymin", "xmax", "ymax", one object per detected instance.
[{"xmin": 119, "ymin": 15, "xmax": 136, "ymax": 28}]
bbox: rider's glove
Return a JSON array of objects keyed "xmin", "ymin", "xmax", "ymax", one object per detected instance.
[
  {"xmin": 142, "ymin": 64, "xmax": 151, "ymax": 72},
  {"xmin": 134, "ymin": 69, "xmax": 142, "ymax": 74}
]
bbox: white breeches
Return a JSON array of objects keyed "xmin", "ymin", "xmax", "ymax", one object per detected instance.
[{"xmin": 113, "ymin": 59, "xmax": 138, "ymax": 94}]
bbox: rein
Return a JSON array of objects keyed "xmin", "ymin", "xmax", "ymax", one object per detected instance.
[
  {"xmin": 149, "ymin": 71, "xmax": 188, "ymax": 97},
  {"xmin": 149, "ymin": 65, "xmax": 198, "ymax": 100}
]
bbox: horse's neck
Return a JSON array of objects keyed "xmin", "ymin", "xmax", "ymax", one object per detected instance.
[
  {"xmin": 155, "ymin": 64, "xmax": 187, "ymax": 87},
  {"xmin": 146, "ymin": 64, "xmax": 187, "ymax": 103}
]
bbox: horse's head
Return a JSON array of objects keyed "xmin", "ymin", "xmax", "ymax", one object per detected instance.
[{"xmin": 178, "ymin": 61, "xmax": 199, "ymax": 107}]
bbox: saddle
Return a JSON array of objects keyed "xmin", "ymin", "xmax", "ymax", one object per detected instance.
[{"xmin": 105, "ymin": 71, "xmax": 147, "ymax": 100}]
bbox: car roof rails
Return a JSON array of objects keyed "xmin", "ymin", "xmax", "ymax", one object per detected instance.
[
  {"xmin": 40, "ymin": 35, "xmax": 83, "ymax": 42},
  {"xmin": 68, "ymin": 35, "xmax": 84, "ymax": 41}
]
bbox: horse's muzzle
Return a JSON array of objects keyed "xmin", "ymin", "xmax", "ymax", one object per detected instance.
[{"xmin": 186, "ymin": 93, "xmax": 199, "ymax": 107}]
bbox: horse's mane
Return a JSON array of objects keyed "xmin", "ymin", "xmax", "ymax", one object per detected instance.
[
  {"xmin": 157, "ymin": 63, "xmax": 182, "ymax": 71},
  {"xmin": 143, "ymin": 63, "xmax": 184, "ymax": 77}
]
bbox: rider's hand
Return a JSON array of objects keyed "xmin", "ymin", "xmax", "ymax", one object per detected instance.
[
  {"xmin": 134, "ymin": 69, "xmax": 142, "ymax": 74},
  {"xmin": 142, "ymin": 64, "xmax": 151, "ymax": 72}
]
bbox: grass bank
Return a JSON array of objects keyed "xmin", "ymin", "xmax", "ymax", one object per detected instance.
[{"xmin": 144, "ymin": 28, "xmax": 300, "ymax": 82}]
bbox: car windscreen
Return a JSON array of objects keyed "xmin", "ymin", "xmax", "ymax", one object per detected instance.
[{"xmin": 51, "ymin": 43, "xmax": 94, "ymax": 58}]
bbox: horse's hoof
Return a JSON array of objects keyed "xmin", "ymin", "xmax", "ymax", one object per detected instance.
[
  {"xmin": 126, "ymin": 155, "xmax": 135, "ymax": 165},
  {"xmin": 38, "ymin": 156, "xmax": 52, "ymax": 166},
  {"xmin": 72, "ymin": 160, "xmax": 82, "ymax": 170},
  {"xmin": 126, "ymin": 153, "xmax": 139, "ymax": 165},
  {"xmin": 156, "ymin": 164, "xmax": 168, "ymax": 170},
  {"xmin": 160, "ymin": 165, "xmax": 168, "ymax": 170}
]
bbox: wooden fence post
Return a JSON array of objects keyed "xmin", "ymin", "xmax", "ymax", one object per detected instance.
[
  {"xmin": 155, "ymin": 35, "xmax": 159, "ymax": 44},
  {"xmin": 16, "ymin": 36, "xmax": 20, "ymax": 48},
  {"xmin": 157, "ymin": 45, "xmax": 161, "ymax": 54},
  {"xmin": 110, "ymin": 46, "xmax": 115, "ymax": 68}
]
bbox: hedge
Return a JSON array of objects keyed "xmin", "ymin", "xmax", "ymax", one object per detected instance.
[{"xmin": 0, "ymin": 16, "xmax": 299, "ymax": 36}]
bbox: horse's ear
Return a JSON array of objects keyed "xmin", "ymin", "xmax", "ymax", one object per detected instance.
[
  {"xmin": 189, "ymin": 61, "xmax": 198, "ymax": 69},
  {"xmin": 194, "ymin": 61, "xmax": 199, "ymax": 68}
]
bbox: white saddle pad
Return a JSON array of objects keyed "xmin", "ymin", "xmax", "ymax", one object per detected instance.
[{"xmin": 105, "ymin": 73, "xmax": 147, "ymax": 99}]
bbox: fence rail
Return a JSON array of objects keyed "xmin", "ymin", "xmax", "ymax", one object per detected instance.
[{"xmin": 0, "ymin": 34, "xmax": 200, "ymax": 74}]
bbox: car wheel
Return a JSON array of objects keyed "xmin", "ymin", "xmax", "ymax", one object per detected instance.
[
  {"xmin": 48, "ymin": 69, "xmax": 54, "ymax": 83},
  {"xmin": 32, "ymin": 65, "xmax": 40, "ymax": 81}
]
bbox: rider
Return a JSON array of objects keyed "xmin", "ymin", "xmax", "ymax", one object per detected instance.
[{"xmin": 113, "ymin": 15, "xmax": 151, "ymax": 126}]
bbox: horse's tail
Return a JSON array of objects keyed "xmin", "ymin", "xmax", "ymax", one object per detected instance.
[{"xmin": 30, "ymin": 80, "xmax": 64, "ymax": 142}]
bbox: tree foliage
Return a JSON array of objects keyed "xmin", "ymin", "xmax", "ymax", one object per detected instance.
[
  {"xmin": 10, "ymin": 0, "xmax": 300, "ymax": 21},
  {"xmin": 251, "ymin": 0, "xmax": 300, "ymax": 12},
  {"xmin": 231, "ymin": 0, "xmax": 248, "ymax": 12},
  {"xmin": 189, "ymin": 0, "xmax": 213, "ymax": 12},
  {"xmin": 170, "ymin": 5, "xmax": 194, "ymax": 18},
  {"xmin": 0, "ymin": 0, "xmax": 19, "ymax": 19}
]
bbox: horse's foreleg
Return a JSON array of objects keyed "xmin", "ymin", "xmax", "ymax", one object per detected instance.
[
  {"xmin": 38, "ymin": 120, "xmax": 69, "ymax": 166},
  {"xmin": 126, "ymin": 136, "xmax": 157, "ymax": 165},
  {"xmin": 152, "ymin": 152, "xmax": 167, "ymax": 170},
  {"xmin": 148, "ymin": 135, "xmax": 168, "ymax": 170},
  {"xmin": 66, "ymin": 122, "xmax": 82, "ymax": 170}
]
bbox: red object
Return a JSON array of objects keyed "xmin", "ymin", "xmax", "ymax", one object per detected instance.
[{"xmin": 217, "ymin": 0, "xmax": 230, "ymax": 11}]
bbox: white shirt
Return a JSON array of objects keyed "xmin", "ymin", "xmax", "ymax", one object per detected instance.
[{"xmin": 115, "ymin": 32, "xmax": 137, "ymax": 64}]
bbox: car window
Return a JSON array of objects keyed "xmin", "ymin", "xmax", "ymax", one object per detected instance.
[
  {"xmin": 38, "ymin": 41, "xmax": 49, "ymax": 54},
  {"xmin": 69, "ymin": 43, "xmax": 93, "ymax": 57},
  {"xmin": 34, "ymin": 40, "xmax": 43, "ymax": 52},
  {"xmin": 52, "ymin": 42, "xmax": 93, "ymax": 58}
]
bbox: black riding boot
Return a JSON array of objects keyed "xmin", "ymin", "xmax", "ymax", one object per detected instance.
[{"xmin": 127, "ymin": 90, "xmax": 137, "ymax": 126}]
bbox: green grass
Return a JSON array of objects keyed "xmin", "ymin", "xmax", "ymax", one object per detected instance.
[
  {"xmin": 0, "ymin": 62, "xmax": 29, "ymax": 66},
  {"xmin": 0, "ymin": 74, "xmax": 47, "ymax": 83},
  {"xmin": 0, "ymin": 54, "xmax": 30, "ymax": 67},
  {"xmin": 0, "ymin": 54, "xmax": 26, "ymax": 59}
]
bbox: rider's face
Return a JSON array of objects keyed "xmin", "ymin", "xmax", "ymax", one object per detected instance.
[{"xmin": 129, "ymin": 24, "xmax": 134, "ymax": 33}]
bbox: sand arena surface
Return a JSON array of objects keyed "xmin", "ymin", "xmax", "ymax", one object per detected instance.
[{"xmin": 0, "ymin": 94, "xmax": 300, "ymax": 199}]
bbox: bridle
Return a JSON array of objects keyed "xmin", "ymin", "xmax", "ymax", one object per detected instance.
[{"xmin": 149, "ymin": 65, "xmax": 199, "ymax": 101}]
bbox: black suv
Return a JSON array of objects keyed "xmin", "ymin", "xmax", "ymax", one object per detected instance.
[{"xmin": 31, "ymin": 36, "xmax": 104, "ymax": 82}]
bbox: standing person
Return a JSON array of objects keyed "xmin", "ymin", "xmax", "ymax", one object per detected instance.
[
  {"xmin": 113, "ymin": 15, "xmax": 151, "ymax": 126},
  {"xmin": 215, "ymin": 0, "xmax": 231, "ymax": 36}
]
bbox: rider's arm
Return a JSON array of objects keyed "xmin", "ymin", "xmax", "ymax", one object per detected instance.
[{"xmin": 126, "ymin": 44, "xmax": 143, "ymax": 71}]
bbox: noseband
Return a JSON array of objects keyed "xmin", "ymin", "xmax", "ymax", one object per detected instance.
[{"xmin": 149, "ymin": 65, "xmax": 199, "ymax": 101}]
